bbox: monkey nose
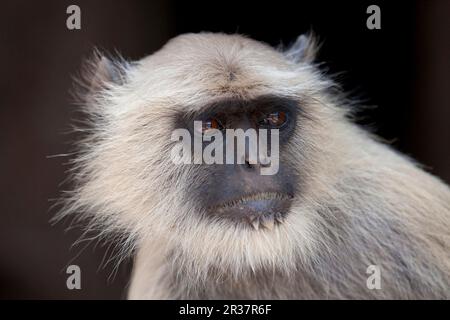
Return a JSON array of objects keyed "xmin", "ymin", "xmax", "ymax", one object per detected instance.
[{"xmin": 242, "ymin": 153, "xmax": 270, "ymax": 170}]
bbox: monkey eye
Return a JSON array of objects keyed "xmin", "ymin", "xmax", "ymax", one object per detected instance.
[
  {"xmin": 259, "ymin": 111, "xmax": 288, "ymax": 128},
  {"xmin": 202, "ymin": 118, "xmax": 223, "ymax": 134}
]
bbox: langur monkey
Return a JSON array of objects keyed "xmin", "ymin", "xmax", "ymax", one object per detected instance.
[{"xmin": 60, "ymin": 33, "xmax": 450, "ymax": 299}]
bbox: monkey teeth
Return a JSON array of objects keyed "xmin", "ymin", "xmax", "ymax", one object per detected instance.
[
  {"xmin": 251, "ymin": 217, "xmax": 260, "ymax": 230},
  {"xmin": 262, "ymin": 215, "xmax": 274, "ymax": 230},
  {"xmin": 248, "ymin": 213, "xmax": 283, "ymax": 230},
  {"xmin": 212, "ymin": 193, "xmax": 292, "ymax": 229}
]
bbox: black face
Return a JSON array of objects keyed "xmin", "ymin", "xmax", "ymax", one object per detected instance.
[{"xmin": 174, "ymin": 95, "xmax": 300, "ymax": 230}]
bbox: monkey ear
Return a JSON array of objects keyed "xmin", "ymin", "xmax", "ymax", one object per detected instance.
[
  {"xmin": 75, "ymin": 52, "xmax": 131, "ymax": 105},
  {"xmin": 79, "ymin": 50, "xmax": 130, "ymax": 98},
  {"xmin": 284, "ymin": 33, "xmax": 320, "ymax": 64},
  {"xmin": 88, "ymin": 54, "xmax": 127, "ymax": 91}
]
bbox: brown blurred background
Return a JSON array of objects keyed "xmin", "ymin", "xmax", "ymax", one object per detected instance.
[{"xmin": 0, "ymin": 0, "xmax": 449, "ymax": 299}]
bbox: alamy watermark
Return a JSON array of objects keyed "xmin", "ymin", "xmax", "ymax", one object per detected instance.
[
  {"xmin": 66, "ymin": 5, "xmax": 81, "ymax": 30},
  {"xmin": 66, "ymin": 264, "xmax": 81, "ymax": 290},
  {"xmin": 170, "ymin": 121, "xmax": 280, "ymax": 175},
  {"xmin": 366, "ymin": 264, "xmax": 381, "ymax": 290},
  {"xmin": 366, "ymin": 5, "xmax": 381, "ymax": 30}
]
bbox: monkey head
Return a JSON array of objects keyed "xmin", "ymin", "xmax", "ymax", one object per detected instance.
[{"xmin": 63, "ymin": 33, "xmax": 346, "ymax": 276}]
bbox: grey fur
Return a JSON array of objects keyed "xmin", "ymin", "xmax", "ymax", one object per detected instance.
[{"xmin": 59, "ymin": 33, "xmax": 450, "ymax": 299}]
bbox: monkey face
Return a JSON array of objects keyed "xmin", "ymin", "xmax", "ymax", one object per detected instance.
[{"xmin": 172, "ymin": 95, "xmax": 301, "ymax": 230}]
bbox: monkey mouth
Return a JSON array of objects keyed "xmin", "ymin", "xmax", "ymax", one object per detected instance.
[{"xmin": 210, "ymin": 192, "xmax": 293, "ymax": 230}]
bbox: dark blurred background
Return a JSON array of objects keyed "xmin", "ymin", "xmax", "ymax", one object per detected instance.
[{"xmin": 0, "ymin": 0, "xmax": 449, "ymax": 299}]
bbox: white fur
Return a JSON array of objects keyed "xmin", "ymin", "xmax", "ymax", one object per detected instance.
[{"xmin": 58, "ymin": 33, "xmax": 450, "ymax": 299}]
